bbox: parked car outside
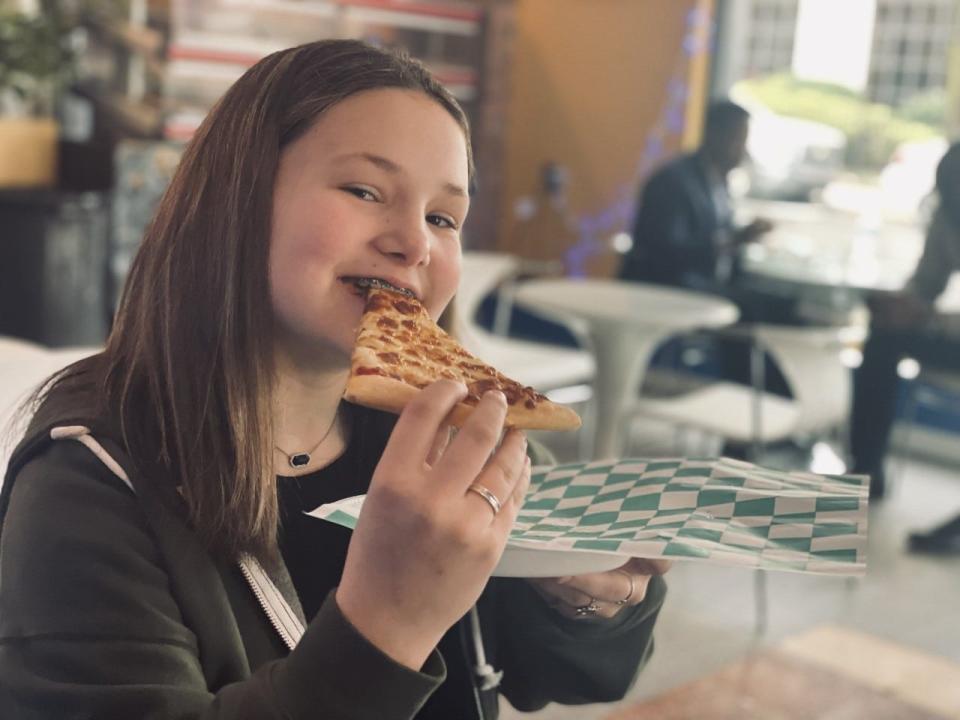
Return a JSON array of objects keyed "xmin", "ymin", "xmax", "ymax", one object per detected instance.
[{"xmin": 736, "ymin": 110, "xmax": 847, "ymax": 201}]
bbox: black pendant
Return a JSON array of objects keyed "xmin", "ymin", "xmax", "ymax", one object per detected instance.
[{"xmin": 290, "ymin": 453, "xmax": 310, "ymax": 468}]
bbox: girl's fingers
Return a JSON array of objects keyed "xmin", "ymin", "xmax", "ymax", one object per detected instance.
[
  {"xmin": 535, "ymin": 564, "xmax": 654, "ymax": 608},
  {"xmin": 425, "ymin": 423, "xmax": 453, "ymax": 467},
  {"xmin": 491, "ymin": 449, "xmax": 531, "ymax": 534},
  {"xmin": 462, "ymin": 429, "xmax": 527, "ymax": 529},
  {"xmin": 432, "ymin": 391, "xmax": 509, "ymax": 491},
  {"xmin": 529, "ymin": 579, "xmax": 621, "ymax": 620},
  {"xmin": 533, "ymin": 578, "xmax": 594, "ymax": 608},
  {"xmin": 630, "ymin": 558, "xmax": 673, "ymax": 576},
  {"xmin": 563, "ymin": 566, "xmax": 650, "ymax": 606},
  {"xmin": 526, "ymin": 559, "xmax": 670, "ymax": 621},
  {"xmin": 511, "ymin": 456, "xmax": 532, "ymax": 506},
  {"xmin": 379, "ymin": 380, "xmax": 469, "ymax": 473}
]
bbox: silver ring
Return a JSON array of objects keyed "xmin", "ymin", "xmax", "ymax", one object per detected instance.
[
  {"xmin": 615, "ymin": 569, "xmax": 635, "ymax": 606},
  {"xmin": 574, "ymin": 598, "xmax": 600, "ymax": 617},
  {"xmin": 467, "ymin": 483, "xmax": 502, "ymax": 516}
]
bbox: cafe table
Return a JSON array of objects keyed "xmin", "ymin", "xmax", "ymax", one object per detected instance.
[
  {"xmin": 736, "ymin": 230, "xmax": 919, "ymax": 309},
  {"xmin": 512, "ymin": 279, "xmax": 739, "ymax": 459}
]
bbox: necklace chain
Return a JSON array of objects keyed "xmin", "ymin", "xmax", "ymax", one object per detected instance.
[{"xmin": 274, "ymin": 411, "xmax": 340, "ymax": 469}]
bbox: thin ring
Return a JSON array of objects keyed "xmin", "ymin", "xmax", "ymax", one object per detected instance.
[
  {"xmin": 467, "ymin": 483, "xmax": 502, "ymax": 516},
  {"xmin": 615, "ymin": 569, "xmax": 636, "ymax": 606},
  {"xmin": 574, "ymin": 598, "xmax": 600, "ymax": 617}
]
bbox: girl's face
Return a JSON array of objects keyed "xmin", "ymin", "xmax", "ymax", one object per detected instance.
[{"xmin": 269, "ymin": 88, "xmax": 470, "ymax": 364}]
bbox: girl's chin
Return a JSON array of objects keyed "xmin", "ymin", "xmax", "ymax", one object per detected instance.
[
  {"xmin": 274, "ymin": 327, "xmax": 354, "ymax": 370},
  {"xmin": 315, "ymin": 332, "xmax": 356, "ymax": 364}
]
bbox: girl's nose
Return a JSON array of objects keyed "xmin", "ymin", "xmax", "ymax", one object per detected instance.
[{"xmin": 373, "ymin": 215, "xmax": 431, "ymax": 267}]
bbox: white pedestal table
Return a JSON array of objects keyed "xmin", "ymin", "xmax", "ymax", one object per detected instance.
[{"xmin": 512, "ymin": 279, "xmax": 739, "ymax": 458}]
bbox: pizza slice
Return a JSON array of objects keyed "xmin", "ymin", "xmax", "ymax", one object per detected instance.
[{"xmin": 343, "ymin": 279, "xmax": 582, "ymax": 431}]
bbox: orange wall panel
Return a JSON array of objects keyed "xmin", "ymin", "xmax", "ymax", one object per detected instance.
[{"xmin": 497, "ymin": 0, "xmax": 713, "ymax": 276}]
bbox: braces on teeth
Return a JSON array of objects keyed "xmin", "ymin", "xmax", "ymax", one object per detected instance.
[{"xmin": 353, "ymin": 277, "xmax": 415, "ymax": 298}]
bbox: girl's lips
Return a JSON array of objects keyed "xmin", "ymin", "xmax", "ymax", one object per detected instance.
[
  {"xmin": 342, "ymin": 279, "xmax": 367, "ymax": 297},
  {"xmin": 340, "ymin": 276, "xmax": 418, "ymax": 299}
]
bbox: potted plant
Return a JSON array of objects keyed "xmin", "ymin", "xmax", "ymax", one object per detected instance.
[{"xmin": 0, "ymin": 0, "xmax": 76, "ymax": 188}]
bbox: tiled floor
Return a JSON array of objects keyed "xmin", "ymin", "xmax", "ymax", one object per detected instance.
[
  {"xmin": 499, "ymin": 428, "xmax": 960, "ymax": 720},
  {"xmin": 600, "ymin": 627, "xmax": 960, "ymax": 720}
]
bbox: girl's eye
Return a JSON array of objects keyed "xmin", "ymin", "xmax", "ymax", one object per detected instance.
[
  {"xmin": 344, "ymin": 186, "xmax": 378, "ymax": 202},
  {"xmin": 427, "ymin": 214, "xmax": 458, "ymax": 230}
]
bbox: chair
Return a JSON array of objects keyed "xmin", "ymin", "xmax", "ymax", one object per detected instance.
[
  {"xmin": 455, "ymin": 252, "xmax": 596, "ymax": 460},
  {"xmin": 622, "ymin": 323, "xmax": 862, "ymax": 639},
  {"xmin": 753, "ymin": 323, "xmax": 864, "ymax": 443},
  {"xmin": 455, "ymin": 252, "xmax": 595, "ymax": 395},
  {"xmin": 0, "ymin": 336, "xmax": 98, "ymax": 477},
  {"xmin": 622, "ymin": 323, "xmax": 862, "ymax": 463}
]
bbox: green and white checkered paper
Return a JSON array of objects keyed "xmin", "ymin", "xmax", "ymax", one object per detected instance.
[{"xmin": 309, "ymin": 457, "xmax": 868, "ymax": 576}]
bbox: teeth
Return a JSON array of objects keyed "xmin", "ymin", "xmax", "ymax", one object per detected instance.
[{"xmin": 353, "ymin": 277, "xmax": 415, "ymax": 298}]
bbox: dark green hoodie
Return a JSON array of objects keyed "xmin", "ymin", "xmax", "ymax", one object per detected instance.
[{"xmin": 0, "ymin": 414, "xmax": 665, "ymax": 719}]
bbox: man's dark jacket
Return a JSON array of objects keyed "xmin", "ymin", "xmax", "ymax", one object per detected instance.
[{"xmin": 619, "ymin": 153, "xmax": 730, "ymax": 289}]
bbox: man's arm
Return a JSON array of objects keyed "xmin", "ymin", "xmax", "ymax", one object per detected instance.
[{"xmin": 908, "ymin": 206, "xmax": 958, "ymax": 305}]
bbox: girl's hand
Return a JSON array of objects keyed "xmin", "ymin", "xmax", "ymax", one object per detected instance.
[
  {"xmin": 527, "ymin": 558, "xmax": 672, "ymax": 621},
  {"xmin": 336, "ymin": 380, "xmax": 531, "ymax": 670}
]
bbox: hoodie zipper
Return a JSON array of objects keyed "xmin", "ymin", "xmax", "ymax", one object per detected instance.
[{"xmin": 238, "ymin": 555, "xmax": 305, "ymax": 651}]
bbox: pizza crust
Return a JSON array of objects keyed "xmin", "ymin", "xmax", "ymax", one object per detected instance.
[
  {"xmin": 344, "ymin": 373, "xmax": 476, "ymax": 427},
  {"xmin": 499, "ymin": 396, "xmax": 582, "ymax": 431},
  {"xmin": 344, "ymin": 373, "xmax": 582, "ymax": 430}
]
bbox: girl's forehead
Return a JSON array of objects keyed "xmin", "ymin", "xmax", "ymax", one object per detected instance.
[
  {"xmin": 293, "ymin": 90, "xmax": 469, "ymax": 177},
  {"xmin": 311, "ymin": 89, "xmax": 458, "ymax": 138}
]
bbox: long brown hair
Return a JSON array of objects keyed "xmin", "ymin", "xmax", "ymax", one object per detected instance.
[{"xmin": 35, "ymin": 40, "xmax": 473, "ymax": 560}]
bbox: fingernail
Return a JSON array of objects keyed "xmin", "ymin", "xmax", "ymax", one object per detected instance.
[{"xmin": 484, "ymin": 390, "xmax": 506, "ymax": 404}]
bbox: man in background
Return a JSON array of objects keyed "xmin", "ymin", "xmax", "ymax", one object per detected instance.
[
  {"xmin": 850, "ymin": 142, "xmax": 960, "ymax": 554},
  {"xmin": 619, "ymin": 100, "xmax": 792, "ymax": 415},
  {"xmin": 619, "ymin": 99, "xmax": 773, "ymax": 297}
]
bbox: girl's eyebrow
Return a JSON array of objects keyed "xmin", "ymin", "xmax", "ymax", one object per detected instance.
[{"xmin": 332, "ymin": 151, "xmax": 468, "ymax": 199}]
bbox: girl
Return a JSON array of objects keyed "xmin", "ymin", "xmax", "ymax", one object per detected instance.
[{"xmin": 0, "ymin": 40, "xmax": 667, "ymax": 719}]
